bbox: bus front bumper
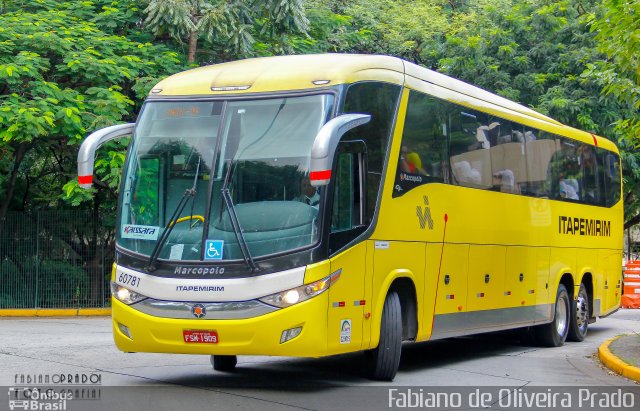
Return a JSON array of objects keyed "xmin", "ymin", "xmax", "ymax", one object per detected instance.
[{"xmin": 111, "ymin": 293, "xmax": 329, "ymax": 357}]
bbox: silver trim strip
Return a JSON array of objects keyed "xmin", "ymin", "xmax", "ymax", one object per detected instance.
[
  {"xmin": 132, "ymin": 299, "xmax": 278, "ymax": 319},
  {"xmin": 431, "ymin": 304, "xmax": 554, "ymax": 340},
  {"xmin": 115, "ymin": 264, "xmax": 306, "ymax": 302}
]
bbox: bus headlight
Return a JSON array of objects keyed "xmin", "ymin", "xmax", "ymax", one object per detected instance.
[
  {"xmin": 110, "ymin": 282, "xmax": 148, "ymax": 305},
  {"xmin": 259, "ymin": 270, "xmax": 341, "ymax": 308}
]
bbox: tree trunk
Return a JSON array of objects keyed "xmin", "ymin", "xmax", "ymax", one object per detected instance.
[
  {"xmin": 0, "ymin": 142, "xmax": 28, "ymax": 238},
  {"xmin": 187, "ymin": 31, "xmax": 198, "ymax": 64}
]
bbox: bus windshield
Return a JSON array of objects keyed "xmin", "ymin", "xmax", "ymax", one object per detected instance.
[{"xmin": 117, "ymin": 94, "xmax": 334, "ymax": 262}]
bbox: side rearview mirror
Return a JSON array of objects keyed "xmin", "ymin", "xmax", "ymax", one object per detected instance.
[
  {"xmin": 309, "ymin": 114, "xmax": 371, "ymax": 186},
  {"xmin": 77, "ymin": 123, "xmax": 135, "ymax": 189}
]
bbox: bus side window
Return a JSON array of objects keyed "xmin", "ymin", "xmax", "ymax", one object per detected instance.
[
  {"xmin": 548, "ymin": 137, "xmax": 581, "ymax": 201},
  {"xmin": 597, "ymin": 148, "xmax": 621, "ymax": 207},
  {"xmin": 490, "ymin": 121, "xmax": 525, "ymax": 194},
  {"xmin": 578, "ymin": 143, "xmax": 599, "ymax": 205},
  {"xmin": 393, "ymin": 90, "xmax": 449, "ymax": 197},
  {"xmin": 524, "ymin": 130, "xmax": 560, "ymax": 198},
  {"xmin": 449, "ymin": 109, "xmax": 492, "ymax": 189}
]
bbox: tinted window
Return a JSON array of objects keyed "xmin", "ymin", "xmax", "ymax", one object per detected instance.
[
  {"xmin": 597, "ymin": 147, "xmax": 621, "ymax": 206},
  {"xmin": 389, "ymin": 90, "xmax": 621, "ymax": 208},
  {"xmin": 448, "ymin": 109, "xmax": 493, "ymax": 189},
  {"xmin": 521, "ymin": 129, "xmax": 560, "ymax": 197},
  {"xmin": 342, "ymin": 82, "xmax": 401, "ymax": 222},
  {"xmin": 394, "ymin": 91, "xmax": 450, "ymax": 196}
]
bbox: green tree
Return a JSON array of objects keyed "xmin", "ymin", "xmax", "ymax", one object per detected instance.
[
  {"xmin": 143, "ymin": 0, "xmax": 310, "ymax": 63},
  {"xmin": 315, "ymin": 0, "xmax": 455, "ymax": 61},
  {"xmin": 0, "ymin": 0, "xmax": 185, "ymax": 298},
  {"xmin": 586, "ymin": 0, "xmax": 640, "ymax": 228}
]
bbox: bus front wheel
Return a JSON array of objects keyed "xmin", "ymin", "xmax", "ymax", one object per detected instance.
[
  {"xmin": 211, "ymin": 355, "xmax": 237, "ymax": 372},
  {"xmin": 568, "ymin": 283, "xmax": 589, "ymax": 342},
  {"xmin": 366, "ymin": 290, "xmax": 402, "ymax": 381},
  {"xmin": 536, "ymin": 284, "xmax": 570, "ymax": 347}
]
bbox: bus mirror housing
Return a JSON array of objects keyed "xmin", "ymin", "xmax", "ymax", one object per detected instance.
[
  {"xmin": 77, "ymin": 123, "xmax": 135, "ymax": 189},
  {"xmin": 309, "ymin": 114, "xmax": 371, "ymax": 186}
]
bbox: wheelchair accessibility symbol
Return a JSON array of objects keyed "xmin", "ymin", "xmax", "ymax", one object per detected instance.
[{"xmin": 205, "ymin": 240, "xmax": 224, "ymax": 260}]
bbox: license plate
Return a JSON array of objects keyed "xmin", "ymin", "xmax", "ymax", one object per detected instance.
[{"xmin": 183, "ymin": 330, "xmax": 219, "ymax": 344}]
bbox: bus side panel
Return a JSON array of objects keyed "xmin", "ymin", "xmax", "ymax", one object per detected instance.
[
  {"xmin": 424, "ymin": 243, "xmax": 469, "ymax": 340},
  {"xmin": 326, "ymin": 242, "xmax": 367, "ymax": 354},
  {"xmin": 549, "ymin": 247, "xmax": 577, "ymax": 295},
  {"xmin": 367, "ymin": 240, "xmax": 425, "ymax": 349},
  {"xmin": 534, "ymin": 247, "xmax": 552, "ymax": 323},
  {"xmin": 504, "ymin": 246, "xmax": 539, "ymax": 325},
  {"xmin": 576, "ymin": 248, "xmax": 596, "ymax": 311},
  {"xmin": 467, "ymin": 245, "xmax": 506, "ymax": 312},
  {"xmin": 598, "ymin": 249, "xmax": 622, "ymax": 315}
]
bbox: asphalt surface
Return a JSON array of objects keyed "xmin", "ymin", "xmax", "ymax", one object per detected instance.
[{"xmin": 1, "ymin": 309, "xmax": 639, "ymax": 411}]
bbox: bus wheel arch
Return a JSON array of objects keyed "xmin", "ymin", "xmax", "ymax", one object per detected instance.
[
  {"xmin": 389, "ymin": 278, "xmax": 418, "ymax": 341},
  {"xmin": 371, "ymin": 275, "xmax": 419, "ymax": 344}
]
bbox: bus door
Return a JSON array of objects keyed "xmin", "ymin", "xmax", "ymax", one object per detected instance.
[{"xmin": 327, "ymin": 143, "xmax": 369, "ymax": 353}]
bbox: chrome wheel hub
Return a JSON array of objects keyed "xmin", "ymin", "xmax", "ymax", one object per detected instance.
[
  {"xmin": 556, "ymin": 295, "xmax": 568, "ymax": 336},
  {"xmin": 575, "ymin": 294, "xmax": 588, "ymax": 332}
]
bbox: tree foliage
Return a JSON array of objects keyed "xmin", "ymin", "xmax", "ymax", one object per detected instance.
[
  {"xmin": 143, "ymin": 0, "xmax": 310, "ymax": 62},
  {"xmin": 0, "ymin": 0, "xmax": 185, "ymax": 233},
  {"xmin": 585, "ymin": 0, "xmax": 640, "ymax": 227}
]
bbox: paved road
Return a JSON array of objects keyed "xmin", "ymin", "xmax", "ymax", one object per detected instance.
[{"xmin": 1, "ymin": 309, "xmax": 639, "ymax": 410}]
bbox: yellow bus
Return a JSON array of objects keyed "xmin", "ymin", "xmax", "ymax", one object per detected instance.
[{"xmin": 77, "ymin": 54, "xmax": 622, "ymax": 381}]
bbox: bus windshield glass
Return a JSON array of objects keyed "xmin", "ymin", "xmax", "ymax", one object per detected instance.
[{"xmin": 117, "ymin": 94, "xmax": 334, "ymax": 262}]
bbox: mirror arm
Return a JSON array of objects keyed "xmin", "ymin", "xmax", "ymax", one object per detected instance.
[
  {"xmin": 309, "ymin": 114, "xmax": 371, "ymax": 186},
  {"xmin": 77, "ymin": 123, "xmax": 135, "ymax": 189}
]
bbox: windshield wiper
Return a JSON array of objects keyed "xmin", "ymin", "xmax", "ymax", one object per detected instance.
[
  {"xmin": 219, "ymin": 159, "xmax": 259, "ymax": 272},
  {"xmin": 146, "ymin": 157, "xmax": 201, "ymax": 271}
]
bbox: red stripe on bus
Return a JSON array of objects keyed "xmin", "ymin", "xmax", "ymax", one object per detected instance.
[
  {"xmin": 78, "ymin": 175, "xmax": 93, "ymax": 184},
  {"xmin": 310, "ymin": 170, "xmax": 331, "ymax": 181}
]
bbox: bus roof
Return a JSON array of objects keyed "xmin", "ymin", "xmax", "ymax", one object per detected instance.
[{"xmin": 150, "ymin": 54, "xmax": 616, "ymax": 152}]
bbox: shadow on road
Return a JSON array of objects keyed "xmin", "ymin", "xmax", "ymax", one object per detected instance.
[{"xmin": 146, "ymin": 328, "xmax": 555, "ymax": 390}]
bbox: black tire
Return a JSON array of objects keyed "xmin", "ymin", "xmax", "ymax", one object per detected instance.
[
  {"xmin": 568, "ymin": 283, "xmax": 589, "ymax": 342},
  {"xmin": 536, "ymin": 284, "xmax": 570, "ymax": 347},
  {"xmin": 367, "ymin": 291, "xmax": 402, "ymax": 381},
  {"xmin": 211, "ymin": 355, "xmax": 237, "ymax": 372}
]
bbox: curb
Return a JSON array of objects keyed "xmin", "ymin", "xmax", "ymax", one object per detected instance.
[
  {"xmin": 598, "ymin": 336, "xmax": 640, "ymax": 382},
  {"xmin": 0, "ymin": 308, "xmax": 111, "ymax": 317}
]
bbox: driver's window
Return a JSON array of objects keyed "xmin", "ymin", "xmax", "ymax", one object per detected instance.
[
  {"xmin": 329, "ymin": 150, "xmax": 365, "ymax": 254},
  {"xmin": 332, "ymin": 153, "xmax": 357, "ymax": 232}
]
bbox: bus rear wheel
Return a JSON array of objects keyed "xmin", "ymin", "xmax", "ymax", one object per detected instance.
[
  {"xmin": 568, "ymin": 283, "xmax": 589, "ymax": 342},
  {"xmin": 211, "ymin": 355, "xmax": 237, "ymax": 372},
  {"xmin": 536, "ymin": 284, "xmax": 570, "ymax": 347},
  {"xmin": 367, "ymin": 290, "xmax": 402, "ymax": 381}
]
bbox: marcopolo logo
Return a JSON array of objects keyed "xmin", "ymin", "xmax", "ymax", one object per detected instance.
[{"xmin": 121, "ymin": 225, "xmax": 160, "ymax": 240}]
